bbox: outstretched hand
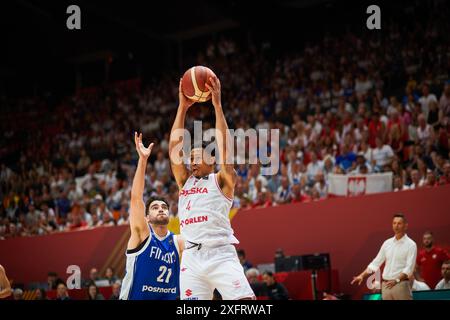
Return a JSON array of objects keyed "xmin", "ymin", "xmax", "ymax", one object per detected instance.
[
  {"xmin": 134, "ymin": 132, "xmax": 154, "ymax": 159},
  {"xmin": 351, "ymin": 275, "xmax": 364, "ymax": 286}
]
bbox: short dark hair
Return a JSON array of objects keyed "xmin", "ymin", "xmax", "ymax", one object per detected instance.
[
  {"xmin": 423, "ymin": 230, "xmax": 433, "ymax": 236},
  {"xmin": 443, "ymin": 260, "xmax": 450, "ymax": 266},
  {"xmin": 145, "ymin": 197, "xmax": 169, "ymax": 216},
  {"xmin": 263, "ymin": 271, "xmax": 274, "ymax": 277},
  {"xmin": 393, "ymin": 213, "xmax": 407, "ymax": 222},
  {"xmin": 36, "ymin": 288, "xmax": 47, "ymax": 299},
  {"xmin": 237, "ymin": 249, "xmax": 246, "ymax": 258},
  {"xmin": 191, "ymin": 141, "xmax": 216, "ymax": 157}
]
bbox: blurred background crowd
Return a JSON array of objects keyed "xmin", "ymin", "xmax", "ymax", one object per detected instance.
[{"xmin": 1, "ymin": 1, "xmax": 450, "ymax": 239}]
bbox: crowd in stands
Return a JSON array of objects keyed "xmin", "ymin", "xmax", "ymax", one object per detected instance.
[
  {"xmin": 1, "ymin": 1, "xmax": 450, "ymax": 239},
  {"xmin": 8, "ymin": 266, "xmax": 122, "ymax": 300}
]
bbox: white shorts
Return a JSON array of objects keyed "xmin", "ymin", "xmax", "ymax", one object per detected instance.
[{"xmin": 180, "ymin": 244, "xmax": 255, "ymax": 300}]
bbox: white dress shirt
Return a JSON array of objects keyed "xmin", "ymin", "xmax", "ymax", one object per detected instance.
[
  {"xmin": 367, "ymin": 234, "xmax": 417, "ymax": 281},
  {"xmin": 435, "ymin": 278, "xmax": 450, "ymax": 290},
  {"xmin": 412, "ymin": 280, "xmax": 430, "ymax": 291}
]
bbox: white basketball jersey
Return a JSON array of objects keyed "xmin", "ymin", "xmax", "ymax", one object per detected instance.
[{"xmin": 178, "ymin": 173, "xmax": 239, "ymax": 246}]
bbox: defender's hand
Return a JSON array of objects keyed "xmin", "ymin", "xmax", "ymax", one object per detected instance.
[{"xmin": 134, "ymin": 132, "xmax": 154, "ymax": 159}]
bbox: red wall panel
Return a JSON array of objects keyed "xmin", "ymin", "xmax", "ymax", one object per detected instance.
[{"xmin": 0, "ymin": 225, "xmax": 129, "ymax": 286}]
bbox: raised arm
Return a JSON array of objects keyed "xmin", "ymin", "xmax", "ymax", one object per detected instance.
[
  {"xmin": 206, "ymin": 76, "xmax": 236, "ymax": 199},
  {"xmin": 128, "ymin": 132, "xmax": 153, "ymax": 249},
  {"xmin": 169, "ymin": 79, "xmax": 194, "ymax": 189},
  {"xmin": 0, "ymin": 265, "xmax": 12, "ymax": 299}
]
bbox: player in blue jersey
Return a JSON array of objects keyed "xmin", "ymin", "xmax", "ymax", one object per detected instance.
[{"xmin": 119, "ymin": 132, "xmax": 184, "ymax": 300}]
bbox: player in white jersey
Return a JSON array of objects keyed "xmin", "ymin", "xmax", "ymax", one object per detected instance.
[{"xmin": 169, "ymin": 76, "xmax": 255, "ymax": 300}]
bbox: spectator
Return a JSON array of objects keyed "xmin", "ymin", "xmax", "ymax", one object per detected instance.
[
  {"xmin": 439, "ymin": 163, "xmax": 450, "ymax": 185},
  {"xmin": 423, "ymin": 170, "xmax": 437, "ymax": 188},
  {"xmin": 68, "ymin": 209, "xmax": 88, "ymax": 230},
  {"xmin": 351, "ymin": 154, "xmax": 372, "ymax": 174},
  {"xmin": 368, "ymin": 112, "xmax": 385, "ymax": 148},
  {"xmin": 394, "ymin": 176, "xmax": 407, "ymax": 192},
  {"xmin": 427, "ymin": 101, "xmax": 440, "ymax": 128},
  {"xmin": 154, "ymin": 150, "xmax": 170, "ymax": 179},
  {"xmin": 289, "ymin": 184, "xmax": 310, "ymax": 203},
  {"xmin": 237, "ymin": 249, "xmax": 253, "ymax": 272},
  {"xmin": 13, "ymin": 288, "xmax": 24, "ymax": 300},
  {"xmin": 306, "ymin": 152, "xmax": 323, "ymax": 183},
  {"xmin": 322, "ymin": 155, "xmax": 335, "ymax": 179},
  {"xmin": 313, "ymin": 171, "xmax": 328, "ymax": 198},
  {"xmin": 87, "ymin": 283, "xmax": 105, "ymax": 300},
  {"xmin": 104, "ymin": 267, "xmax": 119, "ymax": 285},
  {"xmin": 439, "ymin": 83, "xmax": 450, "ymax": 119},
  {"xmin": 76, "ymin": 149, "xmax": 91, "ymax": 176},
  {"xmin": 34, "ymin": 288, "xmax": 48, "ymax": 300},
  {"xmin": 262, "ymin": 271, "xmax": 289, "ymax": 300},
  {"xmin": 99, "ymin": 210, "xmax": 116, "ymax": 227},
  {"xmin": 247, "ymin": 164, "xmax": 268, "ymax": 201},
  {"xmin": 95, "ymin": 196, "xmax": 114, "ymax": 222},
  {"xmin": 55, "ymin": 283, "xmax": 70, "ymax": 300},
  {"xmin": 408, "ymin": 170, "xmax": 422, "ymax": 190},
  {"xmin": 47, "ymin": 272, "xmax": 64, "ymax": 291},
  {"xmin": 109, "ymin": 282, "xmax": 121, "ymax": 300},
  {"xmin": 117, "ymin": 204, "xmax": 130, "ymax": 225},
  {"xmin": 410, "ymin": 274, "xmax": 430, "ymax": 291},
  {"xmin": 84, "ymin": 268, "xmax": 100, "ymax": 287},
  {"xmin": 90, "ymin": 211, "xmax": 100, "ymax": 227},
  {"xmin": 56, "ymin": 190, "xmax": 72, "ymax": 220},
  {"xmin": 288, "ymin": 161, "xmax": 304, "ymax": 186},
  {"xmin": 274, "ymin": 176, "xmax": 291, "ymax": 204},
  {"xmin": 416, "ymin": 231, "xmax": 450, "ymax": 289},
  {"xmin": 274, "ymin": 248, "xmax": 285, "ymax": 260},
  {"xmin": 416, "ymin": 114, "xmax": 434, "ymax": 146},
  {"xmin": 372, "ymin": 136, "xmax": 394, "ymax": 169},
  {"xmin": 336, "ymin": 145, "xmax": 357, "ymax": 172},
  {"xmin": 435, "ymin": 260, "xmax": 450, "ymax": 290},
  {"xmin": 322, "ymin": 292, "xmax": 340, "ymax": 300},
  {"xmin": 359, "ymin": 141, "xmax": 373, "ymax": 165},
  {"xmin": 25, "ymin": 204, "xmax": 41, "ymax": 230},
  {"xmin": 245, "ymin": 268, "xmax": 266, "ymax": 297},
  {"xmin": 40, "ymin": 203, "xmax": 58, "ymax": 231},
  {"xmin": 67, "ymin": 181, "xmax": 83, "ymax": 204},
  {"xmin": 418, "ymin": 84, "xmax": 437, "ymax": 120}
]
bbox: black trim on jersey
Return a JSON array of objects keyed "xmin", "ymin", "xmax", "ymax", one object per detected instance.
[
  {"xmin": 126, "ymin": 236, "xmax": 149, "ymax": 254},
  {"xmin": 186, "ymin": 240, "xmax": 203, "ymax": 250}
]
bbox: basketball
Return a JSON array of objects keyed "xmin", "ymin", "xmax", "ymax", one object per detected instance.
[{"xmin": 181, "ymin": 66, "xmax": 216, "ymax": 102}]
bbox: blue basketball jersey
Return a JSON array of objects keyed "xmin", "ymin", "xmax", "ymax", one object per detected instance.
[{"xmin": 120, "ymin": 228, "xmax": 180, "ymax": 300}]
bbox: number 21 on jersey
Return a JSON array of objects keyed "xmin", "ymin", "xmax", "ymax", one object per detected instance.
[{"xmin": 156, "ymin": 265, "xmax": 172, "ymax": 283}]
